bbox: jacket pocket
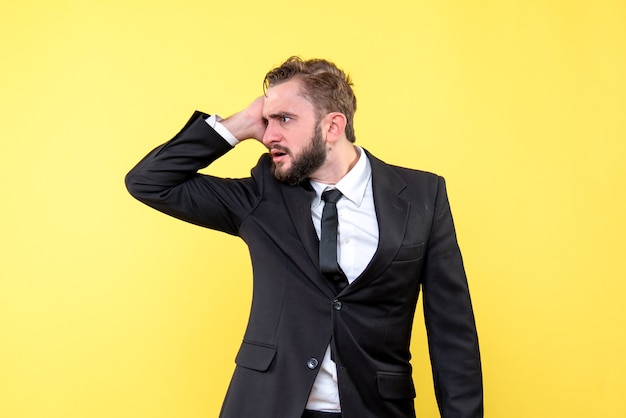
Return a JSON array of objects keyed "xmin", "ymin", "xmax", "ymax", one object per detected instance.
[
  {"xmin": 376, "ymin": 371, "xmax": 416, "ymax": 400},
  {"xmin": 394, "ymin": 242, "xmax": 425, "ymax": 262},
  {"xmin": 235, "ymin": 341, "xmax": 277, "ymax": 372}
]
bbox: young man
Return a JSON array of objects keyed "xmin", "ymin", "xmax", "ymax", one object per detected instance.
[{"xmin": 126, "ymin": 57, "xmax": 483, "ymax": 418}]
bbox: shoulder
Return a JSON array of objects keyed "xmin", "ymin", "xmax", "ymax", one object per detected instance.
[{"xmin": 364, "ymin": 148, "xmax": 443, "ymax": 188}]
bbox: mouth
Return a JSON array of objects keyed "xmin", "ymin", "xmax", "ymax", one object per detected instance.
[{"xmin": 270, "ymin": 147, "xmax": 290, "ymax": 163}]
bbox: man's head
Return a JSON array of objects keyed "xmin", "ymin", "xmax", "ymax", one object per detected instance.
[
  {"xmin": 260, "ymin": 57, "xmax": 358, "ymax": 185},
  {"xmin": 264, "ymin": 56, "xmax": 357, "ymax": 143}
]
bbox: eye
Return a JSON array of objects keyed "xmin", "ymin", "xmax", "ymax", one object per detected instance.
[
  {"xmin": 262, "ymin": 118, "xmax": 269, "ymax": 126},
  {"xmin": 280, "ymin": 116, "xmax": 291, "ymax": 123}
]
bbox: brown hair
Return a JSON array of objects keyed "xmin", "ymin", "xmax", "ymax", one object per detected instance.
[{"xmin": 264, "ymin": 56, "xmax": 357, "ymax": 143}]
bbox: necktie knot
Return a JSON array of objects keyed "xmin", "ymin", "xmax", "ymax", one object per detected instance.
[{"xmin": 322, "ymin": 188, "xmax": 343, "ymax": 204}]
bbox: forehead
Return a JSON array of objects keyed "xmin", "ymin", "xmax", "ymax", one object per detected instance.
[{"xmin": 263, "ymin": 79, "xmax": 315, "ymax": 116}]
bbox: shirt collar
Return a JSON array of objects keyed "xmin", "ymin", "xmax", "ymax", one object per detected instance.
[{"xmin": 310, "ymin": 146, "xmax": 372, "ymax": 207}]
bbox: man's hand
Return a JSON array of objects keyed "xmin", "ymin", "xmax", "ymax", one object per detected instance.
[{"xmin": 221, "ymin": 97, "xmax": 266, "ymax": 142}]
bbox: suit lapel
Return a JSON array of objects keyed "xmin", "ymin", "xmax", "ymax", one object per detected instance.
[
  {"xmin": 281, "ymin": 183, "xmax": 337, "ymax": 297},
  {"xmin": 345, "ymin": 151, "xmax": 410, "ymax": 293}
]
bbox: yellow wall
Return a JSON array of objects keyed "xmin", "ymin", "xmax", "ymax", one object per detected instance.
[{"xmin": 1, "ymin": 0, "xmax": 625, "ymax": 417}]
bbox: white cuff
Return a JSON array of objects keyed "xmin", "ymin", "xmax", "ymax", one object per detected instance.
[{"xmin": 205, "ymin": 114, "xmax": 239, "ymax": 146}]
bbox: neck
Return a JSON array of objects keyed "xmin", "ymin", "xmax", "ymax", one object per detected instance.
[{"xmin": 309, "ymin": 143, "xmax": 359, "ymax": 185}]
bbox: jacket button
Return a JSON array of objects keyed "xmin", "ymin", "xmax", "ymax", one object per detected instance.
[
  {"xmin": 332, "ymin": 300, "xmax": 343, "ymax": 311},
  {"xmin": 307, "ymin": 358, "xmax": 319, "ymax": 369}
]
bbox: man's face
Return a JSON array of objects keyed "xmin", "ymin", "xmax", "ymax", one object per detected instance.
[{"xmin": 262, "ymin": 80, "xmax": 327, "ymax": 185}]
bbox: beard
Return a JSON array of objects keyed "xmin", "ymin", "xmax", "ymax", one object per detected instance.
[{"xmin": 271, "ymin": 123, "xmax": 327, "ymax": 185}]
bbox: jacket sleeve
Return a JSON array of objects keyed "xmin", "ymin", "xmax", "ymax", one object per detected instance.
[
  {"xmin": 125, "ymin": 111, "xmax": 261, "ymax": 235},
  {"xmin": 422, "ymin": 176, "xmax": 484, "ymax": 418}
]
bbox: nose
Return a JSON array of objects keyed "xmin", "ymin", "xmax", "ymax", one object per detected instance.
[{"xmin": 262, "ymin": 121, "xmax": 280, "ymax": 147}]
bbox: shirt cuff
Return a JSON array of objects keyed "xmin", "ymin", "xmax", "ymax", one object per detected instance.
[{"xmin": 205, "ymin": 114, "xmax": 240, "ymax": 146}]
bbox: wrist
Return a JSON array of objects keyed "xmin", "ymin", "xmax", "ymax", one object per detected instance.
[{"xmin": 222, "ymin": 112, "xmax": 254, "ymax": 141}]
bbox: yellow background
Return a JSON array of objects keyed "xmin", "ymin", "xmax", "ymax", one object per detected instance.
[{"xmin": 1, "ymin": 0, "xmax": 625, "ymax": 417}]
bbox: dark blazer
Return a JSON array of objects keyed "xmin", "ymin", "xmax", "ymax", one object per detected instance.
[{"xmin": 126, "ymin": 111, "xmax": 483, "ymax": 418}]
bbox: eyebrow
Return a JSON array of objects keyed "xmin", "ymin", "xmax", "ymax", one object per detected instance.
[{"xmin": 264, "ymin": 111, "xmax": 297, "ymax": 121}]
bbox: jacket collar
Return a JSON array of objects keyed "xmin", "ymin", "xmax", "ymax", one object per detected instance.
[{"xmin": 281, "ymin": 149, "xmax": 410, "ymax": 296}]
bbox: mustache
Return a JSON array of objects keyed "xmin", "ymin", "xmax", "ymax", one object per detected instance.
[{"xmin": 269, "ymin": 145, "xmax": 290, "ymax": 155}]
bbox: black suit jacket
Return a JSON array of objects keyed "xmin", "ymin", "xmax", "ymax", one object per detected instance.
[{"xmin": 126, "ymin": 112, "xmax": 483, "ymax": 418}]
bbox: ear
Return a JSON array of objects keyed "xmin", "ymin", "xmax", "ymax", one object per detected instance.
[{"xmin": 323, "ymin": 112, "xmax": 347, "ymax": 144}]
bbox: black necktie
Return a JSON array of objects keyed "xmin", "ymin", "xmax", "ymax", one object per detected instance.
[{"xmin": 320, "ymin": 189, "xmax": 348, "ymax": 293}]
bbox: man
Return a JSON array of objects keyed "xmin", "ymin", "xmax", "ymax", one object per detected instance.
[{"xmin": 126, "ymin": 57, "xmax": 483, "ymax": 418}]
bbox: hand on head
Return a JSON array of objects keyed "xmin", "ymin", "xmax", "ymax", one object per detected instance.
[{"xmin": 221, "ymin": 96, "xmax": 267, "ymax": 142}]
